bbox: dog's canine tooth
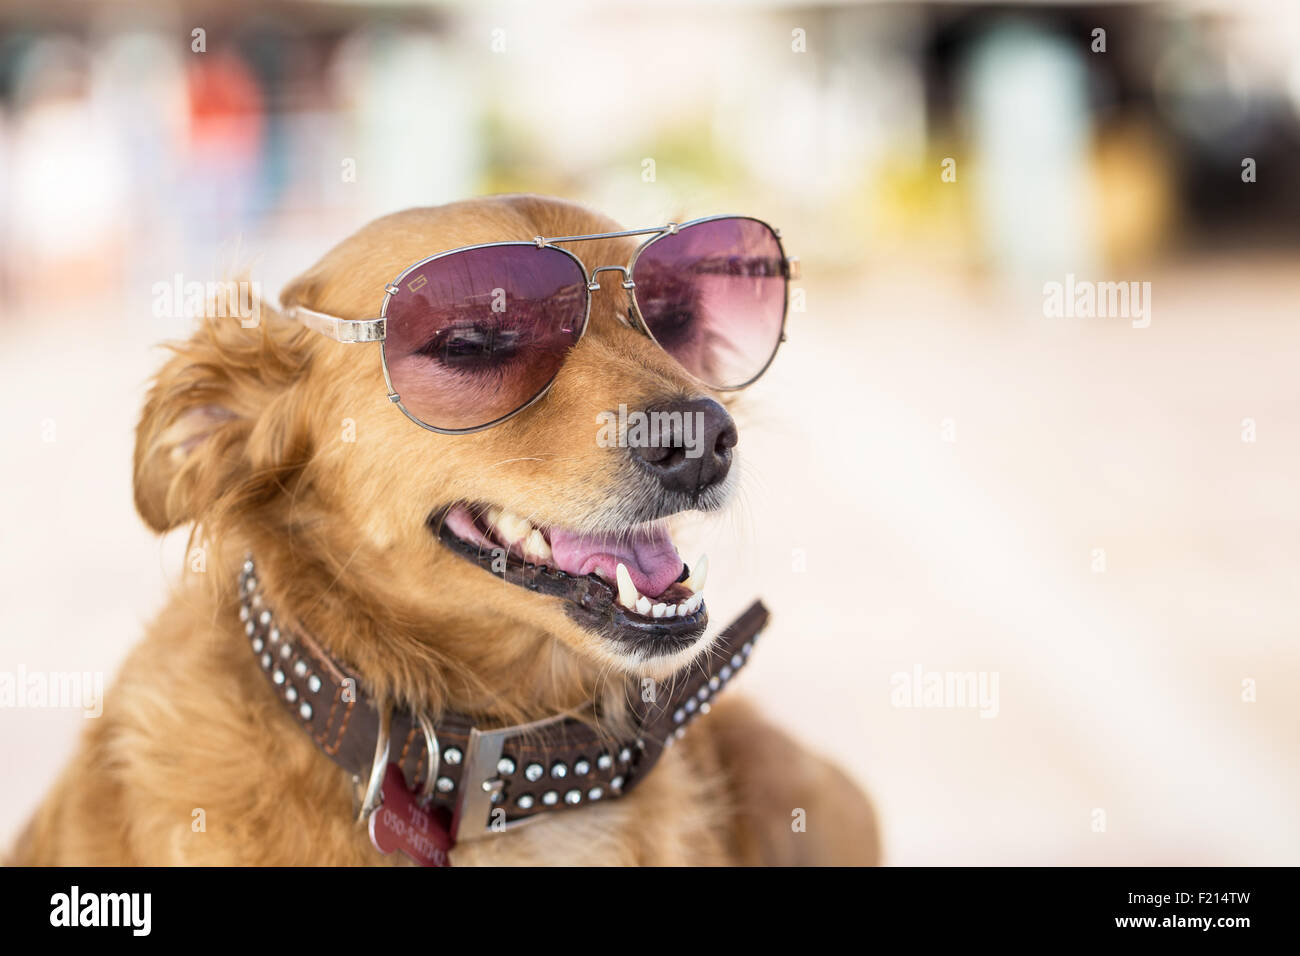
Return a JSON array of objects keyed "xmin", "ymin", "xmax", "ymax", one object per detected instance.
[
  {"xmin": 651, "ymin": 602, "xmax": 667, "ymax": 618},
  {"xmin": 615, "ymin": 563, "xmax": 639, "ymax": 609},
  {"xmin": 683, "ymin": 553, "xmax": 708, "ymax": 594},
  {"xmin": 635, "ymin": 595, "xmax": 652, "ymax": 615},
  {"xmin": 524, "ymin": 529, "xmax": 551, "ymax": 563},
  {"xmin": 493, "ymin": 509, "xmax": 533, "ymax": 545}
]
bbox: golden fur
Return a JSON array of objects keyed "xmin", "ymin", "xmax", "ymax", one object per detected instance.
[{"xmin": 9, "ymin": 195, "xmax": 878, "ymax": 866}]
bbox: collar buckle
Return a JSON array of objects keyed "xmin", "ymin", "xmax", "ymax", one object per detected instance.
[{"xmin": 452, "ymin": 714, "xmax": 568, "ymax": 841}]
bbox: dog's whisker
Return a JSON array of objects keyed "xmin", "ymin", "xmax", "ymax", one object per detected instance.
[
  {"xmin": 483, "ymin": 456, "xmax": 548, "ymax": 469},
  {"xmin": 479, "ymin": 453, "xmax": 589, "ymax": 472}
]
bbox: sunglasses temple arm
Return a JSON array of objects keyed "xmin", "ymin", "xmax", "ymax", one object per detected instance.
[{"xmin": 284, "ymin": 304, "xmax": 387, "ymax": 343}]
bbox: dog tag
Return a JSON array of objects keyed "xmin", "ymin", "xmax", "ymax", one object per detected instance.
[{"xmin": 368, "ymin": 763, "xmax": 454, "ymax": 867}]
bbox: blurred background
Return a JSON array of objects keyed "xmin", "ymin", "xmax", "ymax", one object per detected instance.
[{"xmin": 2, "ymin": 0, "xmax": 1299, "ymax": 864}]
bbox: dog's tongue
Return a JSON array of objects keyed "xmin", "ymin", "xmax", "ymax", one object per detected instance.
[{"xmin": 549, "ymin": 526, "xmax": 684, "ymax": 599}]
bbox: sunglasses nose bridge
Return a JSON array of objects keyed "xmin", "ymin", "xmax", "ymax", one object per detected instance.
[
  {"xmin": 585, "ymin": 264, "xmax": 636, "ymax": 293},
  {"xmin": 583, "ymin": 264, "xmax": 641, "ymax": 331}
]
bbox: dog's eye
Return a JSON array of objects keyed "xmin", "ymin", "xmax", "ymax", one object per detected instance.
[
  {"xmin": 646, "ymin": 305, "xmax": 694, "ymax": 346},
  {"xmin": 417, "ymin": 321, "xmax": 521, "ymax": 368},
  {"xmin": 633, "ymin": 268, "xmax": 704, "ymax": 349},
  {"xmin": 638, "ymin": 289, "xmax": 698, "ymax": 348}
]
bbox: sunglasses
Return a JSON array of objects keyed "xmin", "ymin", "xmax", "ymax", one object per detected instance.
[{"xmin": 284, "ymin": 215, "xmax": 799, "ymax": 434}]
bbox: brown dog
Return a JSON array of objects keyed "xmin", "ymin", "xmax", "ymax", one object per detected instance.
[{"xmin": 10, "ymin": 195, "xmax": 878, "ymax": 865}]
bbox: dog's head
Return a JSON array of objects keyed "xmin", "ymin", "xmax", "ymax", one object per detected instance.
[{"xmin": 134, "ymin": 195, "xmax": 749, "ymax": 712}]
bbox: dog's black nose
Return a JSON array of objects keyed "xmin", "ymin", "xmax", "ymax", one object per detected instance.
[{"xmin": 629, "ymin": 397, "xmax": 737, "ymax": 496}]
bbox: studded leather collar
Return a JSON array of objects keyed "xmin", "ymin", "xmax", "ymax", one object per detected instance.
[{"xmin": 237, "ymin": 557, "xmax": 768, "ymax": 844}]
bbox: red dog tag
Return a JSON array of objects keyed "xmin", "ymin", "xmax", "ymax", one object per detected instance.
[{"xmin": 368, "ymin": 763, "xmax": 454, "ymax": 867}]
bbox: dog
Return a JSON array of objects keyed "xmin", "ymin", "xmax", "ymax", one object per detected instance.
[{"xmin": 9, "ymin": 195, "xmax": 878, "ymax": 865}]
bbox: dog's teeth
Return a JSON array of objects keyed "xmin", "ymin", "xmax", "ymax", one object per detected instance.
[
  {"xmin": 493, "ymin": 509, "xmax": 533, "ymax": 545},
  {"xmin": 524, "ymin": 529, "xmax": 551, "ymax": 563},
  {"xmin": 615, "ymin": 563, "xmax": 639, "ymax": 609},
  {"xmin": 665, "ymin": 604, "xmax": 677, "ymax": 617},
  {"xmin": 651, "ymin": 602, "xmax": 667, "ymax": 618},
  {"xmin": 635, "ymin": 595, "xmax": 652, "ymax": 615},
  {"xmin": 683, "ymin": 553, "xmax": 708, "ymax": 593}
]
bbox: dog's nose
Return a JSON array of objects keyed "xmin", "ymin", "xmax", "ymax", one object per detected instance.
[{"xmin": 629, "ymin": 397, "xmax": 737, "ymax": 496}]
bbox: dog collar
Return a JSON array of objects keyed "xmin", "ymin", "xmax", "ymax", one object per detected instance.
[{"xmin": 237, "ymin": 557, "xmax": 767, "ymax": 861}]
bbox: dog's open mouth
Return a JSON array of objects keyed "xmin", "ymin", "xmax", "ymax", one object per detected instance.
[{"xmin": 432, "ymin": 503, "xmax": 708, "ymax": 653}]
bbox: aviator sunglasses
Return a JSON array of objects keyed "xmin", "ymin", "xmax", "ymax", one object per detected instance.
[{"xmin": 285, "ymin": 215, "xmax": 799, "ymax": 434}]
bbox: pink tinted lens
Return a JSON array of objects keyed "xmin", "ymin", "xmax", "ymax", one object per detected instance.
[
  {"xmin": 631, "ymin": 218, "xmax": 786, "ymax": 388},
  {"xmin": 382, "ymin": 245, "xmax": 587, "ymax": 431}
]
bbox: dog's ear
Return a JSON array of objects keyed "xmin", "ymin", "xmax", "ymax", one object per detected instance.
[{"xmin": 133, "ymin": 304, "xmax": 314, "ymax": 533}]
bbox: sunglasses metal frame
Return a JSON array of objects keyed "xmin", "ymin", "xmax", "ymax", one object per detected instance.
[{"xmin": 284, "ymin": 214, "xmax": 799, "ymax": 435}]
